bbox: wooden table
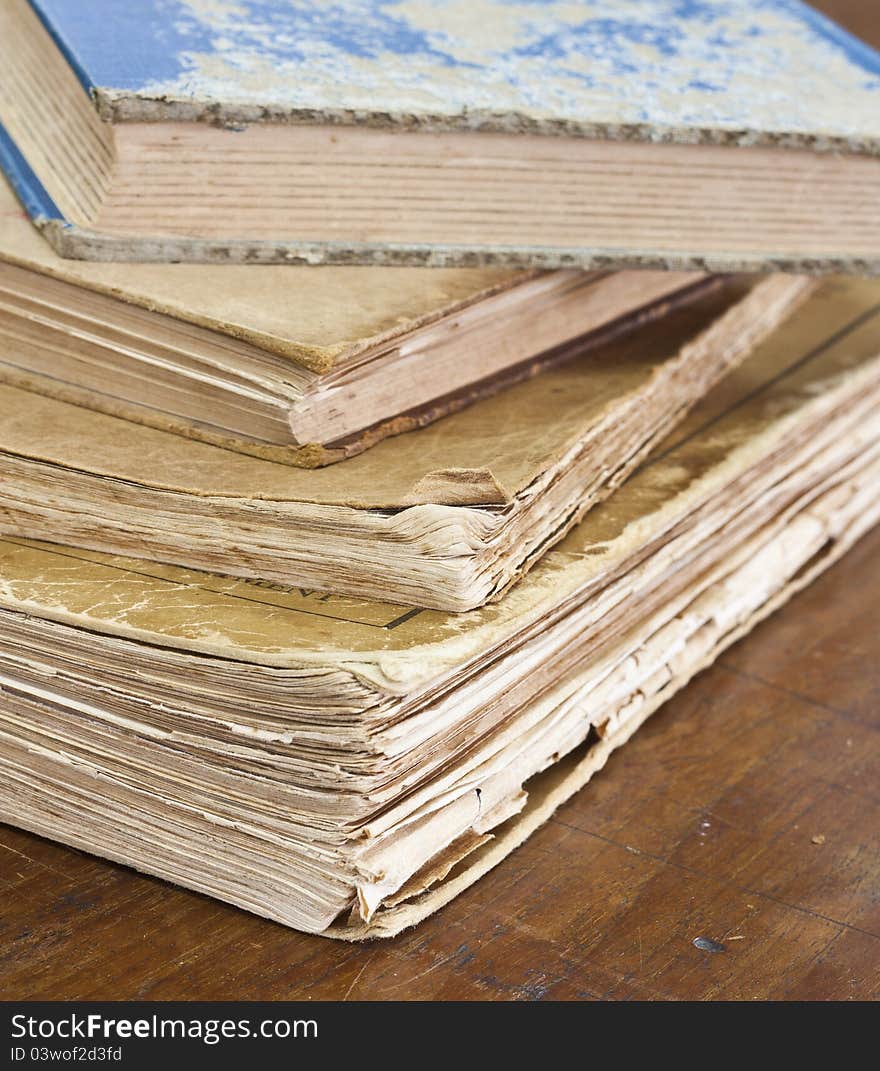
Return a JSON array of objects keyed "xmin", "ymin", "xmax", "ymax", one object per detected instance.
[{"xmin": 1, "ymin": 0, "xmax": 878, "ymax": 1003}]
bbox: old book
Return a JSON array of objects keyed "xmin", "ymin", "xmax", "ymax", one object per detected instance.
[
  {"xmin": 1, "ymin": 0, "xmax": 878, "ymax": 270},
  {"xmin": 0, "ymin": 277, "xmax": 877, "ymax": 936},
  {"xmin": 0, "ymin": 274, "xmax": 811, "ymax": 610},
  {"xmin": 0, "ymin": 179, "xmax": 705, "ymax": 466}
]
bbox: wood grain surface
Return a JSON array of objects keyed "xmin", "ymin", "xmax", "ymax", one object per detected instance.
[{"xmin": 0, "ymin": 0, "xmax": 877, "ymax": 1003}]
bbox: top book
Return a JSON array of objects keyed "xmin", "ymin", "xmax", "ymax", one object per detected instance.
[{"xmin": 2, "ymin": 0, "xmax": 879, "ymax": 270}]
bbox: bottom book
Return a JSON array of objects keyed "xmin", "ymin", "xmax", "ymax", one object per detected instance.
[{"xmin": 0, "ymin": 279, "xmax": 878, "ymax": 937}]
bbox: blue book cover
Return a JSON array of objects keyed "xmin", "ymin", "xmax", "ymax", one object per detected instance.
[{"xmin": 0, "ymin": 0, "xmax": 878, "ymax": 267}]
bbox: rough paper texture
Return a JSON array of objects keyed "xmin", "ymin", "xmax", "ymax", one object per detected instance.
[
  {"xmin": 0, "ymin": 277, "xmax": 877, "ymax": 683},
  {"xmin": 0, "ymin": 277, "xmax": 807, "ymax": 511},
  {"xmin": 0, "ymin": 284, "xmax": 879, "ymax": 933},
  {"xmin": 0, "ymin": 177, "xmax": 522, "ymax": 368}
]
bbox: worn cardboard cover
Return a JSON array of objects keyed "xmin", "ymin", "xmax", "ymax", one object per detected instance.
[
  {"xmin": 25, "ymin": 0, "xmax": 880, "ymax": 146},
  {"xmin": 0, "ymin": 275, "xmax": 879, "ymax": 934},
  {"xmin": 0, "ymin": 278, "xmax": 877, "ymax": 677},
  {"xmin": 0, "ymin": 276, "xmax": 816, "ymax": 609},
  {"xmin": 0, "ymin": 276, "xmax": 813, "ymax": 511},
  {"xmin": 2, "ymin": 2, "xmax": 878, "ymax": 269}
]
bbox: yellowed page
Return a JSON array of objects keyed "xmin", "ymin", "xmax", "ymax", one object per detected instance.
[
  {"xmin": 0, "ymin": 177, "xmax": 522, "ymax": 368},
  {"xmin": 0, "ymin": 277, "xmax": 877, "ymax": 687},
  {"xmin": 0, "ymin": 276, "xmax": 814, "ymax": 508}
]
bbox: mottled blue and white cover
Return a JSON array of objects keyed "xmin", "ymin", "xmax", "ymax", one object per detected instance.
[{"xmin": 26, "ymin": 0, "xmax": 880, "ymax": 147}]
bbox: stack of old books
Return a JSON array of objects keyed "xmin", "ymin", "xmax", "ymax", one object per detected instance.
[{"xmin": 0, "ymin": 0, "xmax": 878, "ymax": 937}]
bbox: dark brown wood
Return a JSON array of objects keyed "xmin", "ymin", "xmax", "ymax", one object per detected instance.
[{"xmin": 0, "ymin": 0, "xmax": 877, "ymax": 1004}]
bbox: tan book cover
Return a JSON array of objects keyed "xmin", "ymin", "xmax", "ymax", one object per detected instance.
[
  {"xmin": 0, "ymin": 274, "xmax": 812, "ymax": 610},
  {"xmin": 0, "ymin": 276, "xmax": 878, "ymax": 936}
]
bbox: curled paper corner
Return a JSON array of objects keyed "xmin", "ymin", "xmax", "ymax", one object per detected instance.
[{"xmin": 402, "ymin": 467, "xmax": 510, "ymax": 506}]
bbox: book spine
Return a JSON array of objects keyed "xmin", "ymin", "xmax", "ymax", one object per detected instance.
[
  {"xmin": 0, "ymin": 123, "xmax": 64, "ymax": 223},
  {"xmin": 27, "ymin": 0, "xmax": 95, "ymax": 92}
]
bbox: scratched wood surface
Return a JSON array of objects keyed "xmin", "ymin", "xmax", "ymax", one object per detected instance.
[{"xmin": 1, "ymin": 0, "xmax": 877, "ymax": 1004}]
